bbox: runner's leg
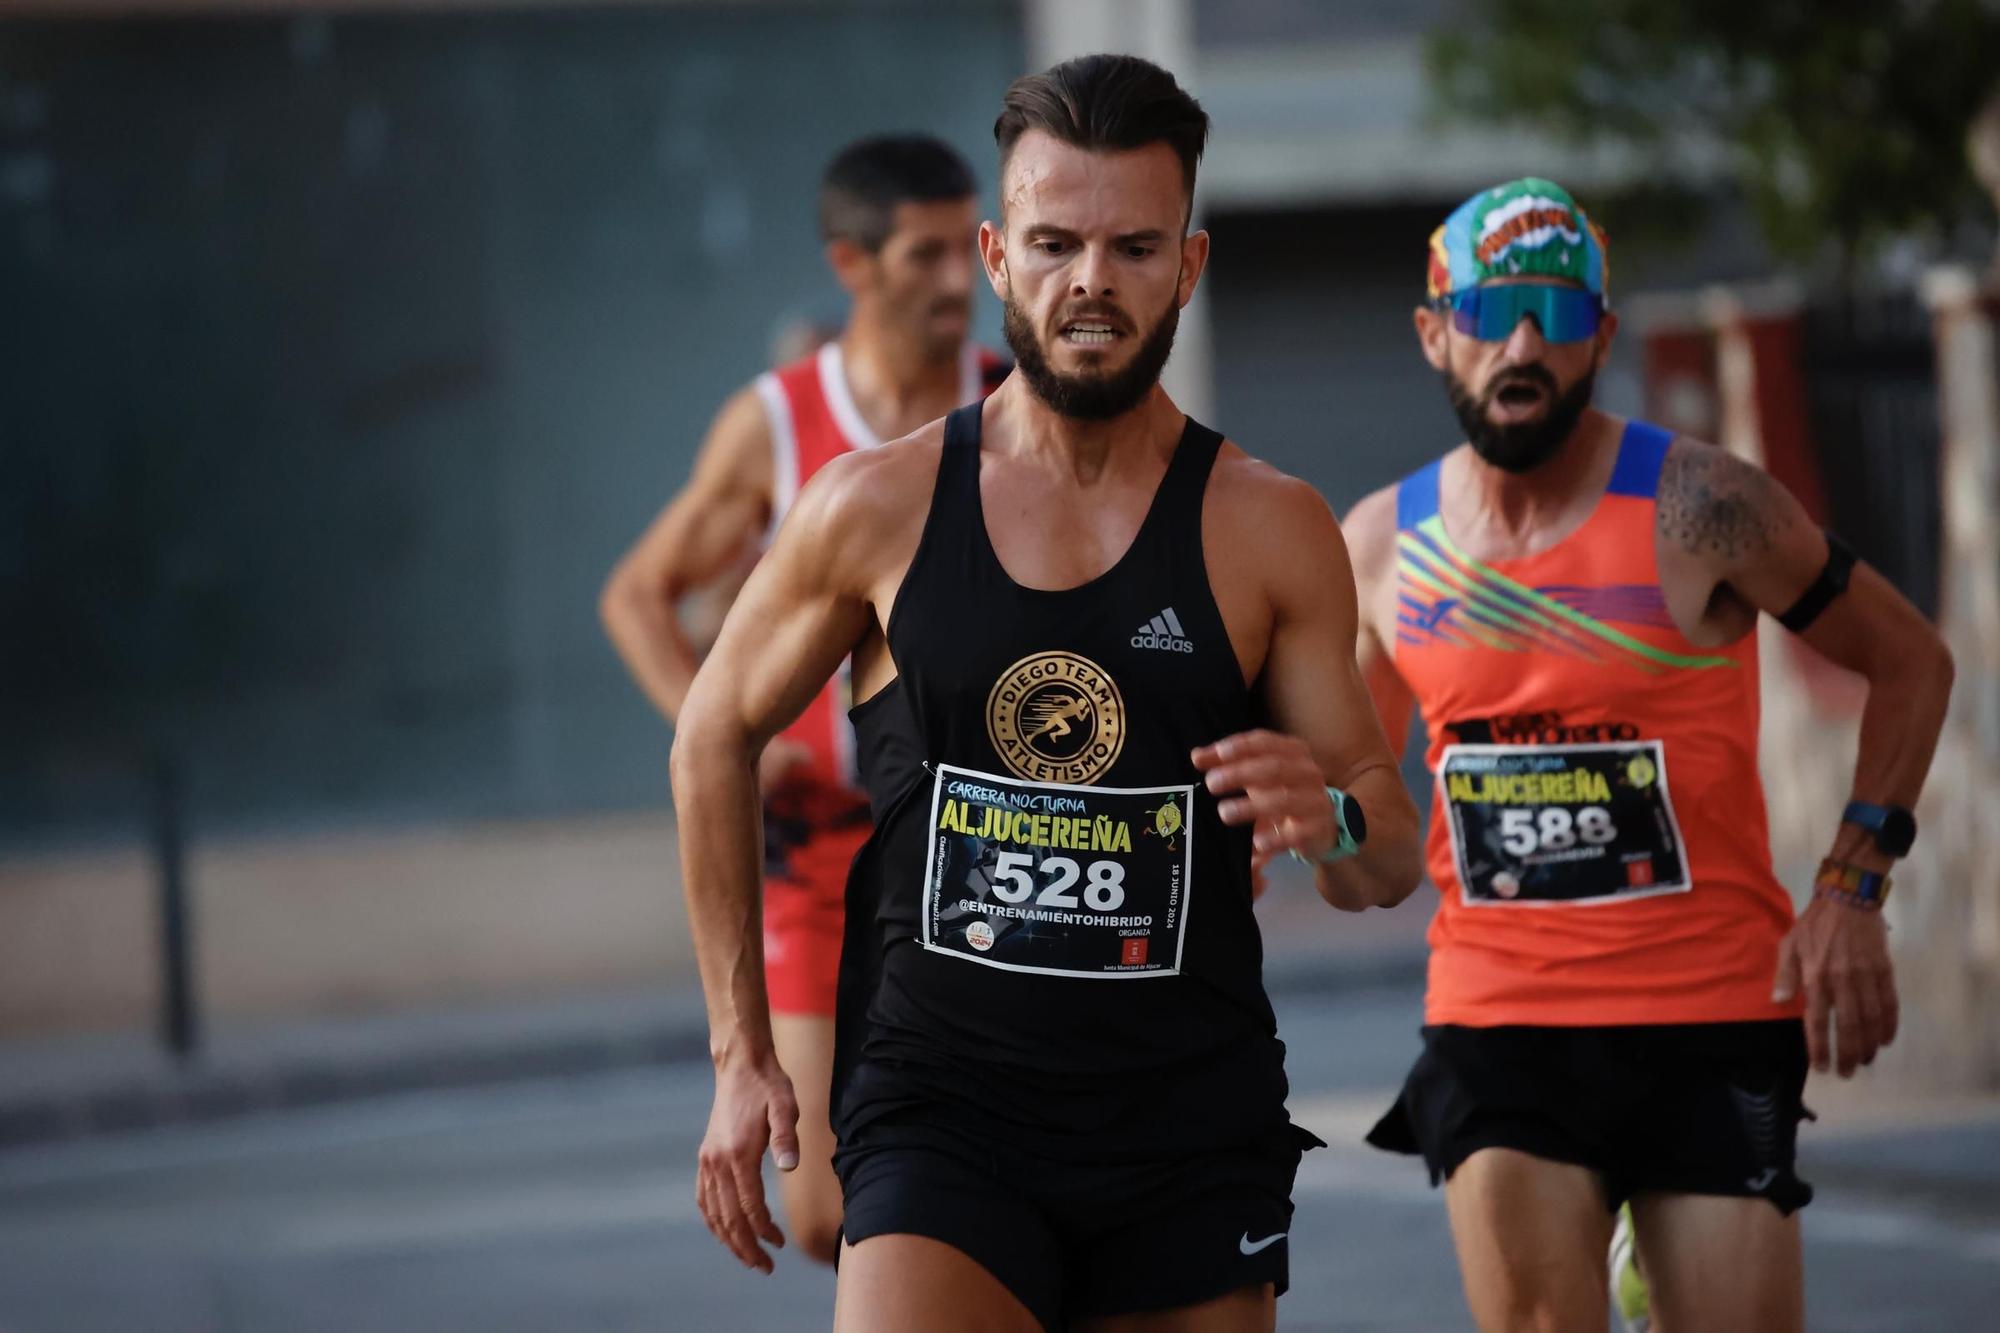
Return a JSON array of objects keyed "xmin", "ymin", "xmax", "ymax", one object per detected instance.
[
  {"xmin": 833, "ymin": 1235, "xmax": 1042, "ymax": 1333},
  {"xmin": 1445, "ymin": 1148, "xmax": 1613, "ymax": 1332},
  {"xmin": 769, "ymin": 1011, "xmax": 841, "ymax": 1265},
  {"xmin": 1628, "ymin": 1193, "xmax": 1802, "ymax": 1333},
  {"xmin": 1077, "ymin": 1283, "xmax": 1275, "ymax": 1332}
]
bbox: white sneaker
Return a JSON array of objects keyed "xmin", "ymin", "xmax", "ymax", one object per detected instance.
[{"xmin": 1610, "ymin": 1202, "xmax": 1652, "ymax": 1333}]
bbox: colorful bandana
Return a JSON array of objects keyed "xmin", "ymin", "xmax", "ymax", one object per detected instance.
[{"xmin": 1426, "ymin": 177, "xmax": 1609, "ymax": 301}]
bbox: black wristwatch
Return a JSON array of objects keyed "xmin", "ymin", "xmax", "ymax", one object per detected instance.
[
  {"xmin": 1842, "ymin": 801, "xmax": 1917, "ymax": 859},
  {"xmin": 1331, "ymin": 786, "xmax": 1368, "ymax": 849}
]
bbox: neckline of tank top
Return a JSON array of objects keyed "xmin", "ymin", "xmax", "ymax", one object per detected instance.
[
  {"xmin": 1430, "ymin": 423, "xmax": 1640, "ymax": 570},
  {"xmin": 819, "ymin": 339, "xmax": 985, "ymax": 451},
  {"xmin": 955, "ymin": 406, "xmax": 1208, "ymax": 600}
]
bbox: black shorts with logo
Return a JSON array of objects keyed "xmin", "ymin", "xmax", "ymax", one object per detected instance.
[
  {"xmin": 1367, "ymin": 1019, "xmax": 1813, "ymax": 1214},
  {"xmin": 835, "ymin": 1060, "xmax": 1323, "ymax": 1331}
]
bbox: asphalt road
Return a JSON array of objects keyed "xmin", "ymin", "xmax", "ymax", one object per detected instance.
[{"xmin": 3, "ymin": 981, "xmax": 1996, "ymax": 1332}]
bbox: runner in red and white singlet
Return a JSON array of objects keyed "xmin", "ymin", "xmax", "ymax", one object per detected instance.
[
  {"xmin": 601, "ymin": 135, "xmax": 1004, "ymax": 1266},
  {"xmin": 753, "ymin": 337, "xmax": 1008, "ymax": 1019}
]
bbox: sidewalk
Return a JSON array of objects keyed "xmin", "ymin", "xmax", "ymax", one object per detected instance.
[
  {"xmin": 0, "ymin": 985, "xmax": 715, "ymax": 1150},
  {"xmin": 1795, "ymin": 1075, "xmax": 2000, "ymax": 1220},
  {"xmin": 0, "ymin": 866, "xmax": 1429, "ymax": 1152}
]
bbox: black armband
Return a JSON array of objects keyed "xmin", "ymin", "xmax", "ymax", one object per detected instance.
[{"xmin": 1776, "ymin": 530, "xmax": 1856, "ymax": 633}]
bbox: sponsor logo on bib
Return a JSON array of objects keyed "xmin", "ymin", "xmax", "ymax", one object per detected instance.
[{"xmin": 986, "ymin": 651, "xmax": 1126, "ymax": 785}]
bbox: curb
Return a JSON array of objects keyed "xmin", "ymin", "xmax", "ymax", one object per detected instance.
[{"xmin": 0, "ymin": 1024, "xmax": 714, "ymax": 1152}]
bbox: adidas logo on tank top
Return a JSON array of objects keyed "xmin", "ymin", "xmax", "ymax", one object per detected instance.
[{"xmin": 1131, "ymin": 606, "xmax": 1195, "ymax": 653}]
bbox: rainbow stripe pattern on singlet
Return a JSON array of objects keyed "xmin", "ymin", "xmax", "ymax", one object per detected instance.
[{"xmin": 1392, "ymin": 429, "xmax": 1736, "ymax": 674}]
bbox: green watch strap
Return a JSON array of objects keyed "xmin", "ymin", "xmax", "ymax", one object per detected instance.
[{"xmin": 1288, "ymin": 785, "xmax": 1363, "ymax": 867}]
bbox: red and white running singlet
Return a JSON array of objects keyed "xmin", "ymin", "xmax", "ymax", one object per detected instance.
[{"xmin": 751, "ymin": 338, "xmax": 1008, "ymax": 1015}]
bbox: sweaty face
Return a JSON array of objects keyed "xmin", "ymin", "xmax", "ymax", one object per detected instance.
[
  {"xmin": 985, "ymin": 132, "xmax": 1200, "ymax": 421},
  {"xmin": 1433, "ymin": 280, "xmax": 1604, "ymax": 473},
  {"xmin": 869, "ymin": 197, "xmax": 978, "ymax": 360}
]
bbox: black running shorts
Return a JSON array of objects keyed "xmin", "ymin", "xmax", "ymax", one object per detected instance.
[
  {"xmin": 836, "ymin": 1089, "xmax": 1321, "ymax": 1330},
  {"xmin": 1367, "ymin": 1019, "xmax": 1813, "ymax": 1214}
]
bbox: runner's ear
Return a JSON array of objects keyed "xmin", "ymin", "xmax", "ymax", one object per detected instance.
[
  {"xmin": 1592, "ymin": 308, "xmax": 1620, "ymax": 368},
  {"xmin": 1413, "ymin": 306, "xmax": 1449, "ymax": 370}
]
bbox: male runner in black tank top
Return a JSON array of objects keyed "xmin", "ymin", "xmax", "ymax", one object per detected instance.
[{"xmin": 671, "ymin": 56, "xmax": 1422, "ymax": 1332}]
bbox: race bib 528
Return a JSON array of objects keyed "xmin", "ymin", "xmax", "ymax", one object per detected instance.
[
  {"xmin": 1439, "ymin": 741, "xmax": 1690, "ymax": 907},
  {"xmin": 920, "ymin": 763, "xmax": 1193, "ymax": 978}
]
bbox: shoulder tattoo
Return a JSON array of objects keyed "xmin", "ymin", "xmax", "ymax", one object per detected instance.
[{"xmin": 1655, "ymin": 443, "xmax": 1782, "ymax": 562}]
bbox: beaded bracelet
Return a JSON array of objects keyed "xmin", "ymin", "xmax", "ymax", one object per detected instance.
[{"xmin": 1813, "ymin": 857, "xmax": 1891, "ymax": 910}]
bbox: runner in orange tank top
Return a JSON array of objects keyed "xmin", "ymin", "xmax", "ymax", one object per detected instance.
[
  {"xmin": 600, "ymin": 135, "xmax": 1005, "ymax": 1266},
  {"xmin": 1341, "ymin": 178, "xmax": 1954, "ymax": 1333}
]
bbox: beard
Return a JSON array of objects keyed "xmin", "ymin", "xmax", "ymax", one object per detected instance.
[
  {"xmin": 1003, "ymin": 293, "xmax": 1179, "ymax": 421},
  {"xmin": 1444, "ymin": 362, "xmax": 1596, "ymax": 474}
]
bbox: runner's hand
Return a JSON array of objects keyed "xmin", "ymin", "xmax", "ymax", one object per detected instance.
[
  {"xmin": 1193, "ymin": 730, "xmax": 1338, "ymax": 863},
  {"xmin": 1772, "ymin": 897, "xmax": 1899, "ymax": 1077},
  {"xmin": 696, "ymin": 1052, "xmax": 798, "ymax": 1272},
  {"xmin": 1250, "ymin": 845, "xmax": 1274, "ymax": 901},
  {"xmin": 756, "ymin": 738, "xmax": 814, "ymax": 798}
]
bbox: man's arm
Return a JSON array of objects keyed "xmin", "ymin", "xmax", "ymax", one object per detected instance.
[
  {"xmin": 1658, "ymin": 440, "xmax": 1956, "ymax": 1076},
  {"xmin": 1194, "ymin": 475, "xmax": 1423, "ymax": 913},
  {"xmin": 668, "ymin": 444, "xmax": 912, "ymax": 1272},
  {"xmin": 1344, "ymin": 486, "xmax": 1419, "ymax": 766},
  {"xmin": 600, "ymin": 385, "xmax": 773, "ymax": 725}
]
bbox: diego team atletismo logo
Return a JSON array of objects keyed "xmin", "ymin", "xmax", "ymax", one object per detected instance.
[{"xmin": 985, "ymin": 651, "xmax": 1126, "ymax": 784}]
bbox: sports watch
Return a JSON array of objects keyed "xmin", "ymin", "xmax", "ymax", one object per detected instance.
[
  {"xmin": 1841, "ymin": 801, "xmax": 1917, "ymax": 859},
  {"xmin": 1290, "ymin": 785, "xmax": 1368, "ymax": 866}
]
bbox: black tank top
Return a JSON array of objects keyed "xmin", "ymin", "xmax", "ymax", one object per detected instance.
[{"xmin": 833, "ymin": 403, "xmax": 1290, "ymax": 1159}]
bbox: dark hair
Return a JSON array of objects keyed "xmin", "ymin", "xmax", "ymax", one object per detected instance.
[
  {"xmin": 993, "ymin": 54, "xmax": 1208, "ymax": 206},
  {"xmin": 818, "ymin": 134, "xmax": 975, "ymax": 252}
]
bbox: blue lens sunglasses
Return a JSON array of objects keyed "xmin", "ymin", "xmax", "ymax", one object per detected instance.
[{"xmin": 1440, "ymin": 285, "xmax": 1604, "ymax": 343}]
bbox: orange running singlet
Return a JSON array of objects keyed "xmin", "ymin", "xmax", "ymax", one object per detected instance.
[{"xmin": 1391, "ymin": 420, "xmax": 1801, "ymax": 1027}]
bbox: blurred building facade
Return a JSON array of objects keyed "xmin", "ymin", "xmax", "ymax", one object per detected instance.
[{"xmin": 2, "ymin": 3, "xmax": 1023, "ymax": 850}]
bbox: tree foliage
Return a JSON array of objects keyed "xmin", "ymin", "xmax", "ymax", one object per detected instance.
[{"xmin": 1426, "ymin": 0, "xmax": 2000, "ymax": 265}]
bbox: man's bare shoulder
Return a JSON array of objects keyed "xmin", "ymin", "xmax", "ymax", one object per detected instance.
[
  {"xmin": 1338, "ymin": 483, "xmax": 1403, "ymax": 591},
  {"xmin": 1209, "ymin": 442, "xmax": 1348, "ymax": 565},
  {"xmin": 1655, "ymin": 435, "xmax": 1808, "ymax": 565},
  {"xmin": 814, "ymin": 418, "xmax": 946, "ymax": 513},
  {"xmin": 779, "ymin": 418, "xmax": 946, "ymax": 569},
  {"xmin": 716, "ymin": 380, "xmax": 770, "ymax": 434},
  {"xmin": 687, "ymin": 381, "xmax": 776, "ymax": 492}
]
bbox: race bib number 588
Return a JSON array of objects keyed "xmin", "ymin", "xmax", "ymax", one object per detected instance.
[
  {"xmin": 921, "ymin": 763, "xmax": 1192, "ymax": 978},
  {"xmin": 1440, "ymin": 741, "xmax": 1690, "ymax": 906}
]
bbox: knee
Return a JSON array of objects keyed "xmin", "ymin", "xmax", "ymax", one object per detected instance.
[
  {"xmin": 1492, "ymin": 1291, "xmax": 1594, "ymax": 1333},
  {"xmin": 1469, "ymin": 1268, "xmax": 1601, "ymax": 1333},
  {"xmin": 1506, "ymin": 1301, "xmax": 1576, "ymax": 1333}
]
